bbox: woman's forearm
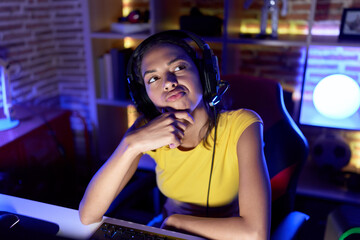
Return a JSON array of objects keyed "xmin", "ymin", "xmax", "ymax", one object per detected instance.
[
  {"xmin": 79, "ymin": 137, "xmax": 142, "ymax": 225},
  {"xmin": 78, "ymin": 112, "xmax": 195, "ymax": 225},
  {"xmin": 165, "ymin": 215, "xmax": 268, "ymax": 240}
]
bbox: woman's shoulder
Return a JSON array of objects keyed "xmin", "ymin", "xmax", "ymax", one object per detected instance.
[
  {"xmin": 217, "ymin": 108, "xmax": 263, "ymax": 143},
  {"xmin": 220, "ymin": 108, "xmax": 262, "ymax": 123}
]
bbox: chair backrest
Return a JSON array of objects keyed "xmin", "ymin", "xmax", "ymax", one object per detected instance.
[{"xmin": 221, "ymin": 74, "xmax": 309, "ymax": 231}]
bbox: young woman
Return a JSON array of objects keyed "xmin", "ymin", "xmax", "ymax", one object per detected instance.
[{"xmin": 79, "ymin": 31, "xmax": 271, "ymax": 240}]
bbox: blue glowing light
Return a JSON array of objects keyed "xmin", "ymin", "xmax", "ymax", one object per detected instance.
[{"xmin": 313, "ymin": 74, "xmax": 360, "ymax": 120}]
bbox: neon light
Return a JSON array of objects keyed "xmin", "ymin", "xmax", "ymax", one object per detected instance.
[
  {"xmin": 239, "ymin": 20, "xmax": 308, "ymax": 35},
  {"xmin": 311, "ymin": 27, "xmax": 339, "ymax": 36},
  {"xmin": 239, "ymin": 21, "xmax": 344, "ymax": 35},
  {"xmin": 339, "ymin": 227, "xmax": 360, "ymax": 240},
  {"xmin": 311, "ymin": 21, "xmax": 340, "ymax": 36}
]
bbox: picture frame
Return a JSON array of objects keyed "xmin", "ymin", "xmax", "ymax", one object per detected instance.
[{"xmin": 339, "ymin": 8, "xmax": 360, "ymax": 40}]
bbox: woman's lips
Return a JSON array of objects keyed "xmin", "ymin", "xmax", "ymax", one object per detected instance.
[{"xmin": 166, "ymin": 90, "xmax": 185, "ymax": 102}]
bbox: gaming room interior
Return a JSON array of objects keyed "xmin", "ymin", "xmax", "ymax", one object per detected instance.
[{"xmin": 0, "ymin": 0, "xmax": 360, "ymax": 239}]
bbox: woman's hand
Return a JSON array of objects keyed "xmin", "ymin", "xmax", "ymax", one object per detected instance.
[
  {"xmin": 160, "ymin": 215, "xmax": 176, "ymax": 230},
  {"xmin": 127, "ymin": 111, "xmax": 194, "ymax": 153},
  {"xmin": 161, "ymin": 215, "xmax": 194, "ymax": 236}
]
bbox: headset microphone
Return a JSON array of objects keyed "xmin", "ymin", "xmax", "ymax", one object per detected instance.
[{"xmin": 209, "ymin": 81, "xmax": 229, "ymax": 107}]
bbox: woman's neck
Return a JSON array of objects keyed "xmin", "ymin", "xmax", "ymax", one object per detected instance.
[{"xmin": 180, "ymin": 102, "xmax": 209, "ymax": 149}]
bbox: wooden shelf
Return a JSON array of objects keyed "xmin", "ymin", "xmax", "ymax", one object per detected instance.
[
  {"xmin": 90, "ymin": 30, "xmax": 151, "ymax": 40},
  {"xmin": 310, "ymin": 35, "xmax": 360, "ymax": 47},
  {"xmin": 228, "ymin": 34, "xmax": 308, "ymax": 47}
]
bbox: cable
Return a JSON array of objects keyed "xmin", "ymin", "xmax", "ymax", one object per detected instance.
[{"xmin": 206, "ymin": 107, "xmax": 218, "ymax": 217}]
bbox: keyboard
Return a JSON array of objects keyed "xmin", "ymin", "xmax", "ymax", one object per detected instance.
[{"xmin": 90, "ymin": 222, "xmax": 186, "ymax": 240}]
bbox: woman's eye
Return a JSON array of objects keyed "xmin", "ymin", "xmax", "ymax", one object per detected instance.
[
  {"xmin": 174, "ymin": 65, "xmax": 186, "ymax": 72},
  {"xmin": 148, "ymin": 76, "xmax": 158, "ymax": 84}
]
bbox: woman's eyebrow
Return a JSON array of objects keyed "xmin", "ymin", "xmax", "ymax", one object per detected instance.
[
  {"xmin": 167, "ymin": 55, "xmax": 189, "ymax": 66},
  {"xmin": 143, "ymin": 69, "xmax": 156, "ymax": 78},
  {"xmin": 143, "ymin": 55, "xmax": 190, "ymax": 78}
]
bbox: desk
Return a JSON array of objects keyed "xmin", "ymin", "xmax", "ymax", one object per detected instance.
[
  {"xmin": 0, "ymin": 193, "xmax": 101, "ymax": 239},
  {"xmin": 296, "ymin": 161, "xmax": 360, "ymax": 240},
  {"xmin": 0, "ymin": 105, "xmax": 77, "ymax": 207},
  {"xmin": 297, "ymin": 161, "xmax": 360, "ymax": 205},
  {"xmin": 0, "ymin": 105, "xmax": 75, "ymax": 168},
  {"xmin": 324, "ymin": 205, "xmax": 360, "ymax": 240}
]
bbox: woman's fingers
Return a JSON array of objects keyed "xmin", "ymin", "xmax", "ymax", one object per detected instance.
[
  {"xmin": 170, "ymin": 125, "xmax": 185, "ymax": 149},
  {"xmin": 172, "ymin": 111, "xmax": 195, "ymax": 125},
  {"xmin": 129, "ymin": 111, "xmax": 194, "ymax": 152}
]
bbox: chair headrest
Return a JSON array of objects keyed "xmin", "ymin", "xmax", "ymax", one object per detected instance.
[{"xmin": 221, "ymin": 74, "xmax": 286, "ymax": 132}]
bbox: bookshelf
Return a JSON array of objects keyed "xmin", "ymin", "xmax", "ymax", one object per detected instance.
[{"xmin": 81, "ymin": 0, "xmax": 360, "ymax": 162}]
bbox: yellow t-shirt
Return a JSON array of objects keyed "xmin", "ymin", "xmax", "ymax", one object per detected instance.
[{"xmin": 145, "ymin": 109, "xmax": 262, "ymax": 207}]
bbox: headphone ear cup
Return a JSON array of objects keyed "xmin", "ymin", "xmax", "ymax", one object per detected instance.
[
  {"xmin": 202, "ymin": 48, "xmax": 220, "ymax": 105},
  {"xmin": 126, "ymin": 49, "xmax": 160, "ymax": 120}
]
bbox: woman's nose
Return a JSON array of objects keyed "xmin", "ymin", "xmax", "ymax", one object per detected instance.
[{"xmin": 163, "ymin": 72, "xmax": 178, "ymax": 91}]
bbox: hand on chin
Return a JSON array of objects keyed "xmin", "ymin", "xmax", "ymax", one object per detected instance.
[
  {"xmin": 160, "ymin": 105, "xmax": 190, "ymax": 114},
  {"xmin": 159, "ymin": 107, "xmax": 193, "ymax": 128}
]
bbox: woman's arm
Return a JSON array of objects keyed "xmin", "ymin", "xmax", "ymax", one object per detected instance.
[
  {"xmin": 78, "ymin": 136, "xmax": 142, "ymax": 225},
  {"xmin": 236, "ymin": 122, "xmax": 271, "ymax": 239},
  {"xmin": 163, "ymin": 122, "xmax": 271, "ymax": 240},
  {"xmin": 79, "ymin": 111, "xmax": 194, "ymax": 225}
]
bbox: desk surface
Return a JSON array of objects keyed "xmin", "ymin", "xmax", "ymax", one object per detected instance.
[
  {"xmin": 297, "ymin": 161, "xmax": 360, "ymax": 205},
  {"xmin": 0, "ymin": 106, "xmax": 70, "ymax": 148},
  {"xmin": 0, "ymin": 193, "xmax": 101, "ymax": 239}
]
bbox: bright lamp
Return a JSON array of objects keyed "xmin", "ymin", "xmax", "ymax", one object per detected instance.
[
  {"xmin": 313, "ymin": 74, "xmax": 360, "ymax": 120},
  {"xmin": 0, "ymin": 59, "xmax": 20, "ymax": 131}
]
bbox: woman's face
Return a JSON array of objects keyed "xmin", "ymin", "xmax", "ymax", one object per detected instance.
[{"xmin": 141, "ymin": 43, "xmax": 204, "ymax": 113}]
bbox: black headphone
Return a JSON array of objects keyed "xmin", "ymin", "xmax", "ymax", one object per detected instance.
[{"xmin": 126, "ymin": 30, "xmax": 228, "ymax": 120}]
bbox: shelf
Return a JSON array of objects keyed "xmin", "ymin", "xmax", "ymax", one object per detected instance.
[
  {"xmin": 91, "ymin": 30, "xmax": 227, "ymax": 44},
  {"xmin": 90, "ymin": 30, "xmax": 151, "ymax": 40},
  {"xmin": 310, "ymin": 35, "xmax": 360, "ymax": 47},
  {"xmin": 227, "ymin": 34, "xmax": 308, "ymax": 47}
]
